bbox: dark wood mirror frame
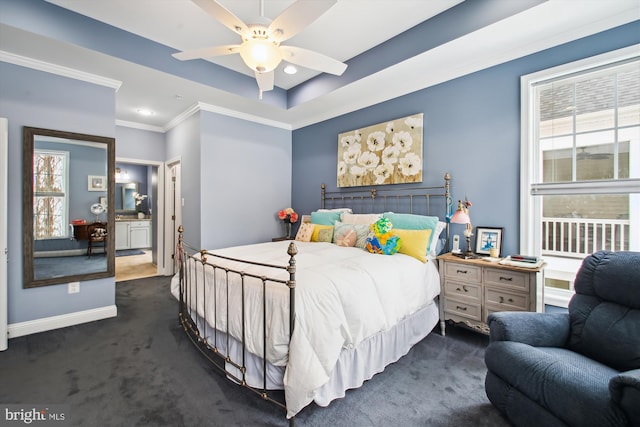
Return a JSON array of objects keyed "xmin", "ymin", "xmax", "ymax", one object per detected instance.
[{"xmin": 23, "ymin": 127, "xmax": 115, "ymax": 288}]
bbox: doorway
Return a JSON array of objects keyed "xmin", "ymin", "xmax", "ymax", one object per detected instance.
[{"xmin": 114, "ymin": 158, "xmax": 166, "ymax": 281}]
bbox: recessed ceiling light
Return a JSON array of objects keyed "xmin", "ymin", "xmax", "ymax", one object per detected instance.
[
  {"xmin": 136, "ymin": 108, "xmax": 155, "ymax": 116},
  {"xmin": 284, "ymin": 65, "xmax": 297, "ymax": 75}
]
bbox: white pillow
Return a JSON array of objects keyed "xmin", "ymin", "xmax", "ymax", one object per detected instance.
[
  {"xmin": 429, "ymin": 221, "xmax": 447, "ymax": 257},
  {"xmin": 341, "ymin": 212, "xmax": 382, "ymax": 225}
]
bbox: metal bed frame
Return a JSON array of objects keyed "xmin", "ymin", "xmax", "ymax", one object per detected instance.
[{"xmin": 176, "ymin": 173, "xmax": 451, "ymax": 426}]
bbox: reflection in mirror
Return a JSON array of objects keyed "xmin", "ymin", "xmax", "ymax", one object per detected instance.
[
  {"xmin": 115, "ymin": 182, "xmax": 138, "ymax": 212},
  {"xmin": 23, "ymin": 127, "xmax": 115, "ymax": 288}
]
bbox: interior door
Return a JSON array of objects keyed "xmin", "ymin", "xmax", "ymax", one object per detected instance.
[
  {"xmin": 1, "ymin": 118, "xmax": 8, "ymax": 351},
  {"xmin": 165, "ymin": 160, "xmax": 181, "ymax": 275}
]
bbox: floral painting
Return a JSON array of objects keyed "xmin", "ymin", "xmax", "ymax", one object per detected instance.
[{"xmin": 337, "ymin": 113, "xmax": 423, "ymax": 187}]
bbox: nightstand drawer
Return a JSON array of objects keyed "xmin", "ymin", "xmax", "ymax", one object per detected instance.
[
  {"xmin": 444, "ymin": 262, "xmax": 482, "ymax": 282},
  {"xmin": 485, "ymin": 268, "xmax": 529, "ymax": 291},
  {"xmin": 444, "ymin": 280, "xmax": 481, "ymax": 302},
  {"xmin": 485, "ymin": 287, "xmax": 528, "ymax": 310},
  {"xmin": 444, "ymin": 298, "xmax": 482, "ymax": 321}
]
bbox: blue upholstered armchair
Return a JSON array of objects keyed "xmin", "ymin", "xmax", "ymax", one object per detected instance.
[{"xmin": 484, "ymin": 250, "xmax": 640, "ymax": 427}]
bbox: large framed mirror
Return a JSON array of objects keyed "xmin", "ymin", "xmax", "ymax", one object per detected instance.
[{"xmin": 23, "ymin": 127, "xmax": 115, "ymax": 288}]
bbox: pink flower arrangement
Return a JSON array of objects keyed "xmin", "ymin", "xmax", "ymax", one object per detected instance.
[{"xmin": 278, "ymin": 208, "xmax": 298, "ymax": 223}]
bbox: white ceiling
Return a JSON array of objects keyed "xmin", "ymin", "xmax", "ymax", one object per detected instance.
[{"xmin": 2, "ymin": 0, "xmax": 639, "ymax": 131}]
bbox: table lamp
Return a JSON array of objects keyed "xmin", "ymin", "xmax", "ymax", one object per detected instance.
[{"xmin": 450, "ymin": 198, "xmax": 474, "ymax": 258}]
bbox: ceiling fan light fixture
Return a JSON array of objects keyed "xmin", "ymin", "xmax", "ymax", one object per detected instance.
[{"xmin": 239, "ymin": 39, "xmax": 282, "ymax": 73}]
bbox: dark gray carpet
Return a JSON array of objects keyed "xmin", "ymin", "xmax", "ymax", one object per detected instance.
[{"xmin": 0, "ymin": 276, "xmax": 509, "ymax": 427}]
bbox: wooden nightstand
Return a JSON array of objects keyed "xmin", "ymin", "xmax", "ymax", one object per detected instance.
[{"xmin": 437, "ymin": 253, "xmax": 544, "ymax": 336}]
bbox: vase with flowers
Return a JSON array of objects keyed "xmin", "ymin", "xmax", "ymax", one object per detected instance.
[
  {"xmin": 133, "ymin": 192, "xmax": 148, "ymax": 219},
  {"xmin": 277, "ymin": 208, "xmax": 298, "ymax": 238}
]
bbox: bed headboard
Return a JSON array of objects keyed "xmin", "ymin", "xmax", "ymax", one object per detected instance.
[{"xmin": 320, "ymin": 172, "xmax": 452, "ymax": 251}]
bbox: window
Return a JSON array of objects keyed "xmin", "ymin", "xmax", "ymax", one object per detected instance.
[
  {"xmin": 34, "ymin": 149, "xmax": 69, "ymax": 239},
  {"xmin": 521, "ymin": 45, "xmax": 640, "ymax": 306}
]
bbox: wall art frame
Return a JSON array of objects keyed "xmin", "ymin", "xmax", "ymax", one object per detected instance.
[
  {"xmin": 88, "ymin": 175, "xmax": 106, "ymax": 191},
  {"xmin": 337, "ymin": 113, "xmax": 423, "ymax": 188},
  {"xmin": 475, "ymin": 226, "xmax": 503, "ymax": 256}
]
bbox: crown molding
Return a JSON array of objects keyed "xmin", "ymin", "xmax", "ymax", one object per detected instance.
[
  {"xmin": 0, "ymin": 50, "xmax": 122, "ymax": 90},
  {"xmin": 164, "ymin": 102, "xmax": 292, "ymax": 132},
  {"xmin": 196, "ymin": 102, "xmax": 292, "ymax": 130},
  {"xmin": 115, "ymin": 119, "xmax": 164, "ymax": 133}
]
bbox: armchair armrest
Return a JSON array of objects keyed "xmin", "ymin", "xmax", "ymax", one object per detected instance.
[
  {"xmin": 610, "ymin": 369, "xmax": 640, "ymax": 426},
  {"xmin": 487, "ymin": 312, "xmax": 570, "ymax": 347}
]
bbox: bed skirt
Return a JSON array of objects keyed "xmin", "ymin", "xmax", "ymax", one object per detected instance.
[{"xmin": 187, "ymin": 294, "xmax": 440, "ymax": 411}]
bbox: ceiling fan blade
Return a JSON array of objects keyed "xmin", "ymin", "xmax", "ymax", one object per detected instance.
[
  {"xmin": 268, "ymin": 0, "xmax": 337, "ymax": 43},
  {"xmin": 255, "ymin": 70, "xmax": 274, "ymax": 92},
  {"xmin": 172, "ymin": 45, "xmax": 240, "ymax": 61},
  {"xmin": 280, "ymin": 45, "xmax": 347, "ymax": 76},
  {"xmin": 192, "ymin": 0, "xmax": 248, "ymax": 36}
]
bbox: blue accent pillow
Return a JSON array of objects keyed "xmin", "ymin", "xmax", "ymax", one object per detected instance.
[
  {"xmin": 311, "ymin": 210, "xmax": 342, "ymax": 226},
  {"xmin": 383, "ymin": 212, "xmax": 439, "ymax": 253}
]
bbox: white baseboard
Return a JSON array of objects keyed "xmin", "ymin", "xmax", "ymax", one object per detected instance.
[
  {"xmin": 34, "ymin": 249, "xmax": 85, "ymax": 258},
  {"xmin": 7, "ymin": 305, "xmax": 117, "ymax": 339}
]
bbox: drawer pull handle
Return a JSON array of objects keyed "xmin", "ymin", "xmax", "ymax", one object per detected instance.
[
  {"xmin": 456, "ymin": 269, "xmax": 467, "ymax": 274},
  {"xmin": 499, "ymin": 297, "xmax": 515, "ymax": 304},
  {"xmin": 455, "ymin": 286, "xmax": 469, "ymax": 293},
  {"xmin": 455, "ymin": 305, "xmax": 467, "ymax": 311},
  {"xmin": 499, "ymin": 276, "xmax": 513, "ymax": 281}
]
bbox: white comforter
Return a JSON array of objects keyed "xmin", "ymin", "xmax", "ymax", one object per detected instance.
[{"xmin": 170, "ymin": 240, "xmax": 440, "ymax": 418}]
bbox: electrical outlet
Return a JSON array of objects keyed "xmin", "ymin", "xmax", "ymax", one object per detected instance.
[{"xmin": 68, "ymin": 282, "xmax": 80, "ymax": 294}]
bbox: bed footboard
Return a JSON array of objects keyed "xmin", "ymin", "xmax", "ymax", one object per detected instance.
[{"xmin": 176, "ymin": 226, "xmax": 298, "ymax": 423}]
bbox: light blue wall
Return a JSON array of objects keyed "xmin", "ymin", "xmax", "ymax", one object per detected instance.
[
  {"xmin": 291, "ymin": 22, "xmax": 640, "ymax": 257},
  {"xmin": 0, "ymin": 61, "xmax": 116, "ymax": 324},
  {"xmin": 166, "ymin": 113, "xmax": 201, "ymax": 247},
  {"xmin": 115, "ymin": 126, "xmax": 165, "ymax": 162},
  {"xmin": 199, "ymin": 111, "xmax": 292, "ymax": 249}
]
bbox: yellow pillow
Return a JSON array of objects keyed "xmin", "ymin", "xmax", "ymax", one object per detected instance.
[
  {"xmin": 392, "ymin": 228, "xmax": 432, "ymax": 263},
  {"xmin": 311, "ymin": 224, "xmax": 334, "ymax": 242}
]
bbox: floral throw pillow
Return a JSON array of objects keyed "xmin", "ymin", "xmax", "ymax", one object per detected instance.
[
  {"xmin": 333, "ymin": 221, "xmax": 369, "ymax": 249},
  {"xmin": 334, "ymin": 227, "xmax": 357, "ymax": 247},
  {"xmin": 294, "ymin": 223, "xmax": 314, "ymax": 242}
]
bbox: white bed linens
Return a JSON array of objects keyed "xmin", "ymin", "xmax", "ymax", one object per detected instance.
[{"xmin": 171, "ymin": 240, "xmax": 441, "ymax": 418}]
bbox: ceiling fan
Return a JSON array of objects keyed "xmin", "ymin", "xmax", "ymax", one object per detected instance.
[{"xmin": 172, "ymin": 0, "xmax": 348, "ymax": 98}]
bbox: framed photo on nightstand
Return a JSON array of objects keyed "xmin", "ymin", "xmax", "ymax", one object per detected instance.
[{"xmin": 475, "ymin": 226, "xmax": 503, "ymax": 256}]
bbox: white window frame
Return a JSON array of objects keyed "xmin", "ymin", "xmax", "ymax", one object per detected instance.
[
  {"xmin": 34, "ymin": 148, "xmax": 70, "ymax": 240},
  {"xmin": 521, "ymin": 45, "xmax": 640, "ymax": 306}
]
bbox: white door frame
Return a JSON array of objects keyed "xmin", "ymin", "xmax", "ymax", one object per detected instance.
[
  {"xmin": 164, "ymin": 157, "xmax": 181, "ymax": 276},
  {"xmin": 1, "ymin": 118, "xmax": 8, "ymax": 351},
  {"xmin": 115, "ymin": 157, "xmax": 169, "ymax": 275}
]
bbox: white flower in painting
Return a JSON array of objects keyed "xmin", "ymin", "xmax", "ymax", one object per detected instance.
[
  {"xmin": 338, "ymin": 161, "xmax": 347, "ymax": 176},
  {"xmin": 381, "ymin": 145, "xmax": 400, "ymax": 165},
  {"xmin": 366, "ymin": 131, "xmax": 386, "ymax": 152},
  {"xmin": 354, "ymin": 129, "xmax": 362, "ymax": 143},
  {"xmin": 340, "ymin": 134, "xmax": 356, "ymax": 148},
  {"xmin": 373, "ymin": 164, "xmax": 393, "ymax": 184},
  {"xmin": 358, "ymin": 151, "xmax": 380, "ymax": 170},
  {"xmin": 343, "ymin": 143, "xmax": 361, "ymax": 164},
  {"xmin": 404, "ymin": 116, "xmax": 422, "ymax": 129},
  {"xmin": 386, "ymin": 122, "xmax": 395, "ymax": 133},
  {"xmin": 399, "ymin": 152, "xmax": 422, "ymax": 176},
  {"xmin": 392, "ymin": 131, "xmax": 413, "ymax": 153},
  {"xmin": 349, "ymin": 165, "xmax": 366, "ymax": 179}
]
